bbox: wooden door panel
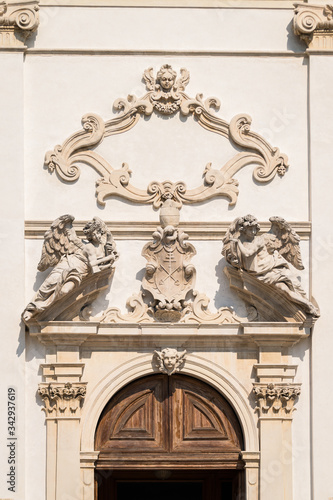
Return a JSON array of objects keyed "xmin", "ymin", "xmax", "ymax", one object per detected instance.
[
  {"xmin": 170, "ymin": 375, "xmax": 243, "ymax": 453},
  {"xmin": 95, "ymin": 375, "xmax": 168, "ymax": 454},
  {"xmin": 95, "ymin": 374, "xmax": 243, "ymax": 467}
]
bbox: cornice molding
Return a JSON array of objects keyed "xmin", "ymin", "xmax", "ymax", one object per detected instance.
[
  {"xmin": 24, "ymin": 220, "xmax": 312, "ymax": 240},
  {"xmin": 0, "ymin": 0, "xmax": 39, "ymax": 48},
  {"xmin": 294, "ymin": 2, "xmax": 333, "ymax": 50}
]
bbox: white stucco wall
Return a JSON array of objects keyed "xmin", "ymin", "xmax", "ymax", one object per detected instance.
[{"xmin": 1, "ymin": 2, "xmax": 332, "ymax": 500}]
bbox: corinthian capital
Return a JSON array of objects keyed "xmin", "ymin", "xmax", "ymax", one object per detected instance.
[
  {"xmin": 0, "ymin": 1, "xmax": 39, "ymax": 48},
  {"xmin": 253, "ymin": 383, "xmax": 301, "ymax": 419},
  {"xmin": 294, "ymin": 3, "xmax": 333, "ymax": 50},
  {"xmin": 38, "ymin": 382, "xmax": 87, "ymax": 418}
]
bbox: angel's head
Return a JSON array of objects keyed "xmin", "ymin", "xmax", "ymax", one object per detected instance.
[
  {"xmin": 83, "ymin": 218, "xmax": 105, "ymax": 244},
  {"xmin": 238, "ymin": 214, "xmax": 260, "ymax": 240},
  {"xmin": 156, "ymin": 64, "xmax": 177, "ymax": 91},
  {"xmin": 161, "ymin": 348, "xmax": 179, "ymax": 370}
]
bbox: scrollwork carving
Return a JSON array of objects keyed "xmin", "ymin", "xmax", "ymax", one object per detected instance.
[
  {"xmin": 294, "ymin": 3, "xmax": 333, "ymax": 49},
  {"xmin": 0, "ymin": 1, "xmax": 39, "ymax": 47},
  {"xmin": 98, "ymin": 202, "xmax": 242, "ymax": 325},
  {"xmin": 45, "ymin": 65, "xmax": 289, "ymax": 209}
]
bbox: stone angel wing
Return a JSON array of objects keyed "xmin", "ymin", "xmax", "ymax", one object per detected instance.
[
  {"xmin": 175, "ymin": 68, "xmax": 190, "ymax": 91},
  {"xmin": 221, "ymin": 217, "xmax": 242, "ymax": 268},
  {"xmin": 268, "ymin": 216, "xmax": 304, "ymax": 270},
  {"xmin": 37, "ymin": 214, "xmax": 80, "ymax": 272},
  {"xmin": 143, "ymin": 67, "xmax": 156, "ymax": 91}
]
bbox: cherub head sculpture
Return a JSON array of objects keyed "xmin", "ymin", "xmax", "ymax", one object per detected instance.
[
  {"xmin": 154, "ymin": 348, "xmax": 187, "ymax": 376},
  {"xmin": 156, "ymin": 64, "xmax": 177, "ymax": 91}
]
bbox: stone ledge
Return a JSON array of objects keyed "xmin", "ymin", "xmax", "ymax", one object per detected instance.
[{"xmin": 28, "ymin": 320, "xmax": 309, "ymax": 348}]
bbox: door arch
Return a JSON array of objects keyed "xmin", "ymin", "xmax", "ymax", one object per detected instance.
[{"xmin": 95, "ymin": 374, "xmax": 245, "ymax": 499}]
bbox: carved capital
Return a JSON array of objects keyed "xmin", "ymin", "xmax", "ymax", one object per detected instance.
[
  {"xmin": 0, "ymin": 1, "xmax": 39, "ymax": 48},
  {"xmin": 253, "ymin": 383, "xmax": 301, "ymax": 419},
  {"xmin": 38, "ymin": 382, "xmax": 87, "ymax": 418},
  {"xmin": 294, "ymin": 3, "xmax": 333, "ymax": 50}
]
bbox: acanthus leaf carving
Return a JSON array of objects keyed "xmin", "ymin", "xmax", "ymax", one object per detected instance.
[
  {"xmin": 45, "ymin": 65, "xmax": 289, "ymax": 210},
  {"xmin": 253, "ymin": 383, "xmax": 301, "ymax": 418},
  {"xmin": 38, "ymin": 382, "xmax": 87, "ymax": 418}
]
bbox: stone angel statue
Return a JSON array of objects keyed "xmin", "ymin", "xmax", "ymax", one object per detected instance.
[
  {"xmin": 222, "ymin": 215, "xmax": 319, "ymax": 319},
  {"xmin": 22, "ymin": 215, "xmax": 118, "ymax": 323}
]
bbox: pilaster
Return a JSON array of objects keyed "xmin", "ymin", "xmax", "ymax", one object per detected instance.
[
  {"xmin": 293, "ymin": 4, "xmax": 333, "ymax": 498},
  {"xmin": 0, "ymin": 3, "xmax": 38, "ymax": 498},
  {"xmin": 38, "ymin": 380, "xmax": 86, "ymax": 500}
]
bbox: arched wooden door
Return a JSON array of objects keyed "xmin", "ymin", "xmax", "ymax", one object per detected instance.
[{"xmin": 95, "ymin": 374, "xmax": 245, "ymax": 499}]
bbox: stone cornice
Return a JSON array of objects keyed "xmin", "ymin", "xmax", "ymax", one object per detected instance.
[
  {"xmin": 27, "ymin": 321, "xmax": 309, "ymax": 349},
  {"xmin": 24, "ymin": 220, "xmax": 312, "ymax": 241},
  {"xmin": 0, "ymin": 0, "xmax": 39, "ymax": 48},
  {"xmin": 294, "ymin": 3, "xmax": 333, "ymax": 50}
]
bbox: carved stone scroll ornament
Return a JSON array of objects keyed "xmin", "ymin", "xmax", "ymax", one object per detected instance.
[
  {"xmin": 294, "ymin": 3, "xmax": 333, "ymax": 49},
  {"xmin": 99, "ymin": 201, "xmax": 242, "ymax": 324},
  {"xmin": 0, "ymin": 1, "xmax": 39, "ymax": 48},
  {"xmin": 153, "ymin": 348, "xmax": 187, "ymax": 376},
  {"xmin": 38, "ymin": 382, "xmax": 87, "ymax": 418},
  {"xmin": 222, "ymin": 215, "xmax": 320, "ymax": 323},
  {"xmin": 45, "ymin": 65, "xmax": 288, "ymax": 210},
  {"xmin": 22, "ymin": 215, "xmax": 118, "ymax": 323},
  {"xmin": 253, "ymin": 383, "xmax": 301, "ymax": 418}
]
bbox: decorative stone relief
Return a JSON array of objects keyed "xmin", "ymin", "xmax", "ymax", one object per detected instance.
[
  {"xmin": 294, "ymin": 3, "xmax": 333, "ymax": 49},
  {"xmin": 22, "ymin": 215, "xmax": 118, "ymax": 323},
  {"xmin": 153, "ymin": 348, "xmax": 187, "ymax": 375},
  {"xmin": 45, "ymin": 65, "xmax": 288, "ymax": 209},
  {"xmin": 99, "ymin": 202, "xmax": 242, "ymax": 324},
  {"xmin": 253, "ymin": 383, "xmax": 301, "ymax": 418},
  {"xmin": 0, "ymin": 1, "xmax": 39, "ymax": 48},
  {"xmin": 141, "ymin": 200, "xmax": 196, "ymax": 322},
  {"xmin": 222, "ymin": 215, "xmax": 320, "ymax": 323},
  {"xmin": 38, "ymin": 382, "xmax": 87, "ymax": 417}
]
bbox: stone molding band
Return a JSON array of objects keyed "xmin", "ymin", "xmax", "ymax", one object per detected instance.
[{"xmin": 24, "ymin": 220, "xmax": 311, "ymax": 240}]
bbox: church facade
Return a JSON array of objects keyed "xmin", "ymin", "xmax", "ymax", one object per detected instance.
[{"xmin": 1, "ymin": 1, "xmax": 332, "ymax": 499}]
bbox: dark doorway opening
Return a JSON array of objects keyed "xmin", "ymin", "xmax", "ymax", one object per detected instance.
[{"xmin": 96, "ymin": 469, "xmax": 240, "ymax": 500}]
